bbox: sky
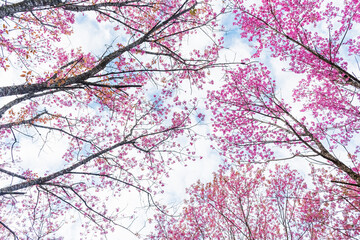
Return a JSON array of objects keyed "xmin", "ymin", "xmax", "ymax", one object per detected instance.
[{"xmin": 2, "ymin": 0, "xmax": 358, "ymax": 239}]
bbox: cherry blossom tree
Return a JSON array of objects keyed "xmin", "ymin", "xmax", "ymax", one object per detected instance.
[
  {"xmin": 0, "ymin": 0, "xmax": 220, "ymax": 238},
  {"xmin": 150, "ymin": 0, "xmax": 360, "ymax": 238},
  {"xmin": 150, "ymin": 164, "xmax": 360, "ymax": 239},
  {"xmin": 209, "ymin": 0, "xmax": 360, "ymax": 195}
]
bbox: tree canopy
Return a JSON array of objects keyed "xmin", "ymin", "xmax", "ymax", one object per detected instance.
[{"xmin": 1, "ymin": 0, "xmax": 360, "ymax": 239}]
